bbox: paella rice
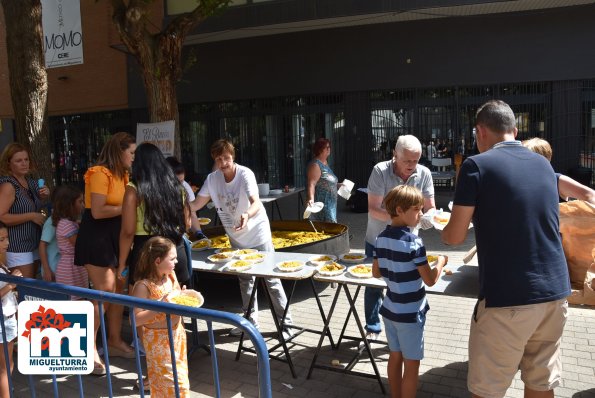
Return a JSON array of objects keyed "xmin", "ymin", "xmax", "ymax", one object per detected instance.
[{"xmin": 209, "ymin": 230, "xmax": 334, "ymax": 249}]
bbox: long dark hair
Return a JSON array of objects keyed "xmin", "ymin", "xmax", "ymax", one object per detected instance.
[{"xmin": 131, "ymin": 143, "xmax": 187, "ymax": 244}]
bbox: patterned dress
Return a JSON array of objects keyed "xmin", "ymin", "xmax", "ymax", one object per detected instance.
[
  {"xmin": 309, "ymin": 159, "xmax": 338, "ymax": 222},
  {"xmin": 55, "ymin": 219, "xmax": 88, "ymax": 300},
  {"xmin": 138, "ymin": 273, "xmax": 189, "ymax": 397}
]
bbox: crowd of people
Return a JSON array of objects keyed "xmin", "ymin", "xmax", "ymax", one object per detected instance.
[
  {"xmin": 363, "ymin": 101, "xmax": 593, "ymax": 398},
  {"xmin": 0, "ymin": 135, "xmax": 195, "ymax": 396},
  {"xmin": 0, "ymin": 100, "xmax": 593, "ymax": 397}
]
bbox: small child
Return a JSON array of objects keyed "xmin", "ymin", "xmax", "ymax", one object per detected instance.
[
  {"xmin": 0, "ymin": 221, "xmax": 22, "ymax": 398},
  {"xmin": 371, "ymin": 185, "xmax": 447, "ymax": 398},
  {"xmin": 53, "ymin": 185, "xmax": 88, "ymax": 298},
  {"xmin": 40, "ymin": 214, "xmax": 59, "ymax": 282},
  {"xmin": 131, "ymin": 236, "xmax": 190, "ymax": 397}
]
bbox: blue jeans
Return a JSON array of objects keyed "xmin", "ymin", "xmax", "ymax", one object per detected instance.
[{"xmin": 364, "ymin": 241, "xmax": 383, "ymax": 333}]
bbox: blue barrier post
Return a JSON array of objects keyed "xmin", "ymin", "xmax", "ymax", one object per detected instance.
[{"xmin": 0, "ymin": 275, "xmax": 272, "ymax": 398}]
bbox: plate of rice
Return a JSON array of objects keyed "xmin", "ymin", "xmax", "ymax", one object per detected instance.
[
  {"xmin": 207, "ymin": 253, "xmax": 234, "ymax": 263},
  {"xmin": 426, "ymin": 254, "xmax": 439, "ymax": 266},
  {"xmin": 316, "ymin": 261, "xmax": 346, "ymax": 276},
  {"xmin": 198, "ymin": 217, "xmax": 211, "ymax": 225},
  {"xmin": 275, "ymin": 260, "xmax": 305, "ymax": 272},
  {"xmin": 239, "ymin": 252, "xmax": 266, "ymax": 263},
  {"xmin": 347, "ymin": 264, "xmax": 373, "ymax": 278},
  {"xmin": 226, "ymin": 260, "xmax": 254, "ymax": 272},
  {"xmin": 340, "ymin": 253, "xmax": 366, "ymax": 264},
  {"xmin": 234, "ymin": 248, "xmax": 259, "ymax": 258},
  {"xmin": 191, "ymin": 238, "xmax": 211, "ymax": 252},
  {"xmin": 214, "ymin": 248, "xmax": 239, "ymax": 256},
  {"xmin": 170, "ymin": 290, "xmax": 204, "ymax": 307},
  {"xmin": 308, "ymin": 254, "xmax": 338, "ymax": 266}
]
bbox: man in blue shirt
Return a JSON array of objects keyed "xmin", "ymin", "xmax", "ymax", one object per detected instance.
[{"xmin": 443, "ymin": 100, "xmax": 570, "ymax": 398}]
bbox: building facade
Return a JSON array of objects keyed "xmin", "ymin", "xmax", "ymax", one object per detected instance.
[{"xmin": 1, "ymin": 0, "xmax": 594, "ymax": 188}]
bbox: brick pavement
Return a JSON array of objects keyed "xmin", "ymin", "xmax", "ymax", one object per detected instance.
[{"xmin": 10, "ymin": 193, "xmax": 595, "ymax": 397}]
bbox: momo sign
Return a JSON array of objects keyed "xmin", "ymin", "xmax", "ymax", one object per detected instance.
[
  {"xmin": 42, "ymin": 0, "xmax": 84, "ymax": 68},
  {"xmin": 18, "ymin": 301, "xmax": 94, "ymax": 374}
]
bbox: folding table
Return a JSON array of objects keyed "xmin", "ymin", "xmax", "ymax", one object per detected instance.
[
  {"xmin": 191, "ymin": 250, "xmax": 335, "ymax": 378},
  {"xmin": 308, "ymin": 257, "xmax": 478, "ymax": 393}
]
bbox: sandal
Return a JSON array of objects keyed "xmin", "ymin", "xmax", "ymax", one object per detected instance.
[
  {"xmin": 134, "ymin": 376, "xmax": 150, "ymax": 392},
  {"xmin": 107, "ymin": 345, "xmax": 136, "ymax": 359},
  {"xmin": 92, "ymin": 361, "xmax": 106, "ymax": 376}
]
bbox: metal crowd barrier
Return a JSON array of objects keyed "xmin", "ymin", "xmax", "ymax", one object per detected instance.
[{"xmin": 0, "ymin": 274, "xmax": 272, "ymax": 398}]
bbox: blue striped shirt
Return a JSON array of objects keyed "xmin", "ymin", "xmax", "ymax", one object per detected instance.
[{"xmin": 374, "ymin": 225, "xmax": 429, "ymax": 323}]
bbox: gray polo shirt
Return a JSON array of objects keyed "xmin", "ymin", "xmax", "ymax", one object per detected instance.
[{"xmin": 365, "ymin": 160, "xmax": 434, "ymax": 245}]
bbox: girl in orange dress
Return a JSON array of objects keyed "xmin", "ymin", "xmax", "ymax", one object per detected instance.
[{"xmin": 131, "ymin": 236, "xmax": 189, "ymax": 397}]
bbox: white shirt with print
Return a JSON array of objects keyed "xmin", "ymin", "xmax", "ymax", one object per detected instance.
[{"xmin": 198, "ymin": 164, "xmax": 271, "ymax": 249}]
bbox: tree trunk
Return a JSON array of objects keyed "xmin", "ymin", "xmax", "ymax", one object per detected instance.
[
  {"xmin": 1, "ymin": 0, "xmax": 53, "ymax": 186},
  {"xmin": 110, "ymin": 0, "xmax": 230, "ymax": 160},
  {"xmin": 140, "ymin": 35, "xmax": 183, "ymax": 159}
]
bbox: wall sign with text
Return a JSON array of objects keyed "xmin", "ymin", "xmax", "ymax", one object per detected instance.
[{"xmin": 42, "ymin": 0, "xmax": 84, "ymax": 69}]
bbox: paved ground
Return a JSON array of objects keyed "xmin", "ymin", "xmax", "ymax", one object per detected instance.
[{"xmin": 11, "ymin": 191, "xmax": 595, "ymax": 397}]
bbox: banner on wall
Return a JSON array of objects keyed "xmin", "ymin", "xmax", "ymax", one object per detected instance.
[
  {"xmin": 42, "ymin": 0, "xmax": 84, "ymax": 68},
  {"xmin": 136, "ymin": 120, "xmax": 175, "ymax": 157}
]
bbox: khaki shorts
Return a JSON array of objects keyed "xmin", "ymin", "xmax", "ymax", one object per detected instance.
[{"xmin": 468, "ymin": 298, "xmax": 567, "ymax": 398}]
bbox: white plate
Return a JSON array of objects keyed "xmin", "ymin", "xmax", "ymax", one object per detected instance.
[
  {"xmin": 303, "ymin": 202, "xmax": 325, "ymax": 219},
  {"xmin": 307, "ymin": 202, "xmax": 324, "ymax": 213},
  {"xmin": 226, "ymin": 260, "xmax": 253, "ymax": 272},
  {"xmin": 214, "ymin": 248, "xmax": 239, "ymax": 256},
  {"xmin": 308, "ymin": 254, "xmax": 338, "ymax": 266},
  {"xmin": 170, "ymin": 290, "xmax": 204, "ymax": 307},
  {"xmin": 347, "ymin": 264, "xmax": 373, "ymax": 278},
  {"xmin": 269, "ymin": 189, "xmax": 283, "ymax": 195},
  {"xmin": 191, "ymin": 238, "xmax": 211, "ymax": 252},
  {"xmin": 340, "ymin": 253, "xmax": 366, "ymax": 264},
  {"xmin": 234, "ymin": 248, "xmax": 259, "ymax": 258},
  {"xmin": 275, "ymin": 260, "xmax": 305, "ymax": 272},
  {"xmin": 426, "ymin": 254, "xmax": 439, "ymax": 266},
  {"xmin": 198, "ymin": 217, "xmax": 211, "ymax": 225},
  {"xmin": 316, "ymin": 262, "xmax": 346, "ymax": 276},
  {"xmin": 431, "ymin": 211, "xmax": 451, "ymax": 230},
  {"xmin": 207, "ymin": 253, "xmax": 235, "ymax": 263},
  {"xmin": 239, "ymin": 253, "xmax": 266, "ymax": 263}
]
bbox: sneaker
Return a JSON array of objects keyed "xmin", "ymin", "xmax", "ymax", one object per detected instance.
[
  {"xmin": 229, "ymin": 321, "xmax": 259, "ymax": 337},
  {"xmin": 358, "ymin": 332, "xmax": 380, "ymax": 350}
]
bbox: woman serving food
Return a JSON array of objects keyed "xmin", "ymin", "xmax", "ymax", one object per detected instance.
[{"xmin": 190, "ymin": 139, "xmax": 293, "ymax": 338}]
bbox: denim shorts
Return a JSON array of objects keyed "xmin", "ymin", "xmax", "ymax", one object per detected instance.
[
  {"xmin": 0, "ymin": 315, "xmax": 18, "ymax": 343},
  {"xmin": 383, "ymin": 315, "xmax": 425, "ymax": 360}
]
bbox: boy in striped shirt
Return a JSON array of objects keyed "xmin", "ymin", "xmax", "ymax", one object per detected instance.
[{"xmin": 371, "ymin": 185, "xmax": 447, "ymax": 398}]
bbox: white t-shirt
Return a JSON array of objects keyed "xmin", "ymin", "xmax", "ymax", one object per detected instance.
[
  {"xmin": 182, "ymin": 180, "xmax": 195, "ymax": 202},
  {"xmin": 0, "ymin": 267, "xmax": 18, "ymax": 317},
  {"xmin": 198, "ymin": 164, "xmax": 271, "ymax": 248}
]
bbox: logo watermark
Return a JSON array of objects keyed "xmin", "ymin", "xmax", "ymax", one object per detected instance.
[{"xmin": 18, "ymin": 301, "xmax": 94, "ymax": 374}]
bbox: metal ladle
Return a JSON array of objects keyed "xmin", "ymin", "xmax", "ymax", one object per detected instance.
[{"xmin": 303, "ymin": 202, "xmax": 325, "ymax": 233}]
